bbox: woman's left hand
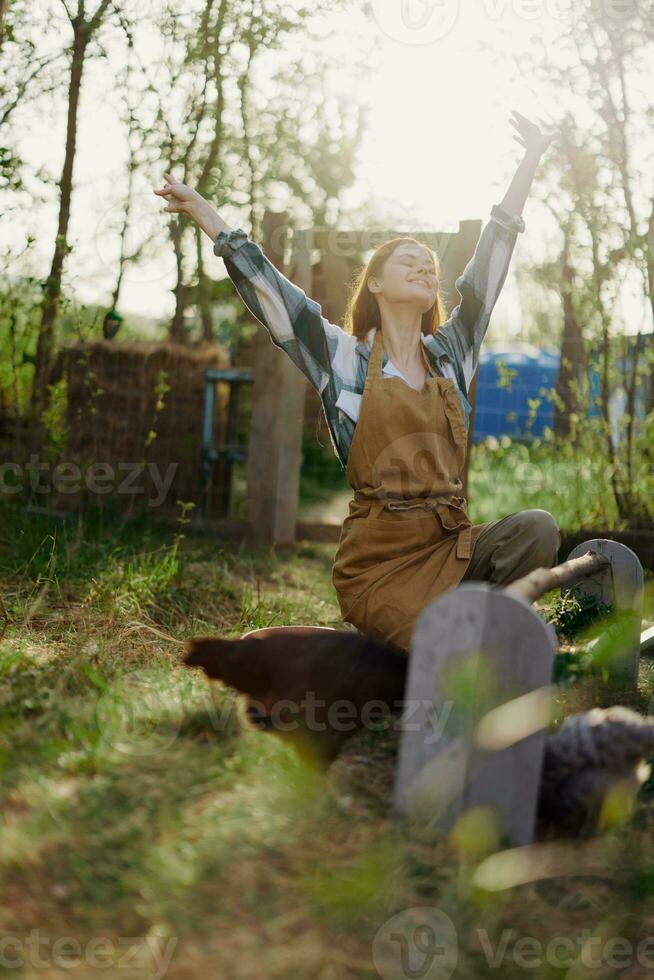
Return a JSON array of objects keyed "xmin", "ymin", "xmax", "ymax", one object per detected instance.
[{"xmin": 510, "ymin": 110, "xmax": 553, "ymax": 159}]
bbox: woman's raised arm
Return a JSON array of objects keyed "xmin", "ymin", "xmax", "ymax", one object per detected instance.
[
  {"xmin": 154, "ymin": 174, "xmax": 347, "ymax": 398},
  {"xmin": 434, "ymin": 112, "xmax": 553, "ymax": 397}
]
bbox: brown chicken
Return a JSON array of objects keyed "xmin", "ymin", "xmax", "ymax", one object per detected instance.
[{"xmin": 184, "ymin": 630, "xmax": 407, "ymax": 764}]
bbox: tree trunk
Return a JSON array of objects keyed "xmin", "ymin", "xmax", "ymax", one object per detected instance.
[
  {"xmin": 554, "ymin": 230, "xmax": 585, "ymax": 440},
  {"xmin": 0, "ymin": 0, "xmax": 7, "ymax": 51},
  {"xmin": 195, "ymin": 224, "xmax": 214, "ymax": 342},
  {"xmin": 169, "ymin": 217, "xmax": 188, "ymax": 343},
  {"xmin": 31, "ymin": 27, "xmax": 88, "ymax": 416},
  {"xmin": 193, "ymin": 1, "xmax": 227, "ymax": 344}
]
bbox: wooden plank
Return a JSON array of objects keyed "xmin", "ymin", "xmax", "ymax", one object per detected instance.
[
  {"xmin": 245, "ymin": 210, "xmax": 288, "ymax": 541},
  {"xmin": 245, "ymin": 211, "xmax": 309, "ymax": 544},
  {"xmin": 394, "ymin": 584, "xmax": 557, "ymax": 846},
  {"xmin": 273, "ymin": 228, "xmax": 311, "ymax": 543},
  {"xmin": 296, "ymin": 521, "xmax": 341, "ymax": 543}
]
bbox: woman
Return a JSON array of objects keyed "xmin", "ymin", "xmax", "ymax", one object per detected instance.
[{"xmin": 154, "ymin": 110, "xmax": 561, "ymax": 654}]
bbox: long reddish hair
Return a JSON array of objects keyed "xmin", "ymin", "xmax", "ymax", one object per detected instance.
[{"xmin": 343, "ymin": 237, "xmax": 448, "ymax": 341}]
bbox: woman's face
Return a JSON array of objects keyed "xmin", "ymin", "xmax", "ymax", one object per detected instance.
[{"xmin": 368, "ymin": 242, "xmax": 439, "ymax": 313}]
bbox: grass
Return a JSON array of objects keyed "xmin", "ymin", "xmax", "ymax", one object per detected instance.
[{"xmin": 1, "ymin": 499, "xmax": 654, "ymax": 978}]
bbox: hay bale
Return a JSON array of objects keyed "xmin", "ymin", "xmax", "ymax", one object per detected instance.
[{"xmin": 52, "ymin": 340, "xmax": 231, "ymax": 516}]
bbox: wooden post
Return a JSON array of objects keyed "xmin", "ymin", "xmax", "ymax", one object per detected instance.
[
  {"xmin": 245, "ymin": 212, "xmax": 309, "ymax": 544},
  {"xmin": 394, "ymin": 584, "xmax": 557, "ymax": 846}
]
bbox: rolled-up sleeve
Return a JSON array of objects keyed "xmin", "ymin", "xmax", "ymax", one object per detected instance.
[
  {"xmin": 214, "ymin": 227, "xmax": 343, "ymax": 397},
  {"xmin": 436, "ymin": 204, "xmax": 525, "ymax": 396}
]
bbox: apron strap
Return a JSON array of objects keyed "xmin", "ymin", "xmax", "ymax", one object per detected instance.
[
  {"xmin": 456, "ymin": 524, "xmax": 472, "ymax": 560},
  {"xmin": 421, "ymin": 338, "xmax": 437, "ymax": 379},
  {"xmin": 369, "ymin": 328, "xmax": 383, "ymax": 380}
]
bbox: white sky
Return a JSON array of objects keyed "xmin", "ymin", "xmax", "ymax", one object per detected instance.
[{"xmin": 2, "ymin": 0, "xmax": 651, "ymax": 337}]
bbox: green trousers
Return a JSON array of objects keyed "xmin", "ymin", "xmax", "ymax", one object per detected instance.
[{"xmin": 461, "ymin": 508, "xmax": 561, "ymax": 586}]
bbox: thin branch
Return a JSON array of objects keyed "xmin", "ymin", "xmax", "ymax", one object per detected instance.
[{"xmin": 505, "ymin": 551, "xmax": 611, "ymax": 604}]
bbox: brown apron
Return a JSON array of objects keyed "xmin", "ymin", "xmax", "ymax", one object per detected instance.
[{"xmin": 331, "ymin": 327, "xmax": 491, "ymax": 653}]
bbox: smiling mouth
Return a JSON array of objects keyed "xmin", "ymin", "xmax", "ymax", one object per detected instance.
[{"xmin": 410, "ymin": 279, "xmax": 430, "ymax": 289}]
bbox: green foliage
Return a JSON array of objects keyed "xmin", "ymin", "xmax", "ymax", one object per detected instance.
[
  {"xmin": 40, "ymin": 377, "xmax": 69, "ymax": 458},
  {"xmin": 0, "ymin": 274, "xmax": 41, "ymax": 416},
  {"xmin": 145, "ymin": 369, "xmax": 171, "ymax": 448},
  {"xmin": 0, "ymin": 145, "xmax": 22, "ymax": 191},
  {"xmin": 467, "ymin": 433, "xmax": 625, "ymax": 529},
  {"xmin": 542, "ymin": 586, "xmax": 650, "ymax": 692},
  {"xmin": 300, "ymin": 437, "xmax": 347, "ymax": 491},
  {"xmin": 547, "ymin": 588, "xmax": 612, "ymax": 639},
  {"xmin": 87, "ymin": 542, "xmax": 185, "ymax": 618},
  {"xmin": 494, "ymin": 357, "xmax": 518, "ymax": 391},
  {"xmin": 300, "ymin": 835, "xmax": 404, "ymax": 930},
  {"xmin": 0, "ymin": 273, "xmax": 109, "ymax": 419}
]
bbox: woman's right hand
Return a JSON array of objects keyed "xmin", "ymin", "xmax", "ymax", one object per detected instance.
[
  {"xmin": 154, "ymin": 172, "xmax": 231, "ymax": 240},
  {"xmin": 153, "ymin": 172, "xmax": 202, "ymax": 215}
]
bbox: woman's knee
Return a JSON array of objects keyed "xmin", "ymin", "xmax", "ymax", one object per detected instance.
[{"xmin": 519, "ymin": 508, "xmax": 561, "ymax": 557}]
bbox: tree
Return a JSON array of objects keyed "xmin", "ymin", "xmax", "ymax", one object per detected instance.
[
  {"xmin": 0, "ymin": 1, "xmax": 66, "ymax": 194},
  {"xmin": 145, "ymin": 0, "xmax": 363, "ymax": 343},
  {"xmin": 31, "ymin": 0, "xmax": 115, "ymax": 416},
  {"xmin": 519, "ymin": 1, "xmax": 653, "ymax": 524}
]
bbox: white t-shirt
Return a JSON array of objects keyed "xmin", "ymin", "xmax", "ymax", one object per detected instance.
[{"xmin": 334, "ymin": 351, "xmax": 459, "ymax": 424}]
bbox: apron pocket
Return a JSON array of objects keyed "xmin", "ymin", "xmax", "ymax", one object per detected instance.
[{"xmin": 333, "ymin": 512, "xmax": 438, "ymax": 580}]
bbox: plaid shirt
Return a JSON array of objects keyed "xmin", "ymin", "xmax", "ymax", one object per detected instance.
[{"xmin": 213, "ymin": 203, "xmax": 525, "ymax": 470}]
